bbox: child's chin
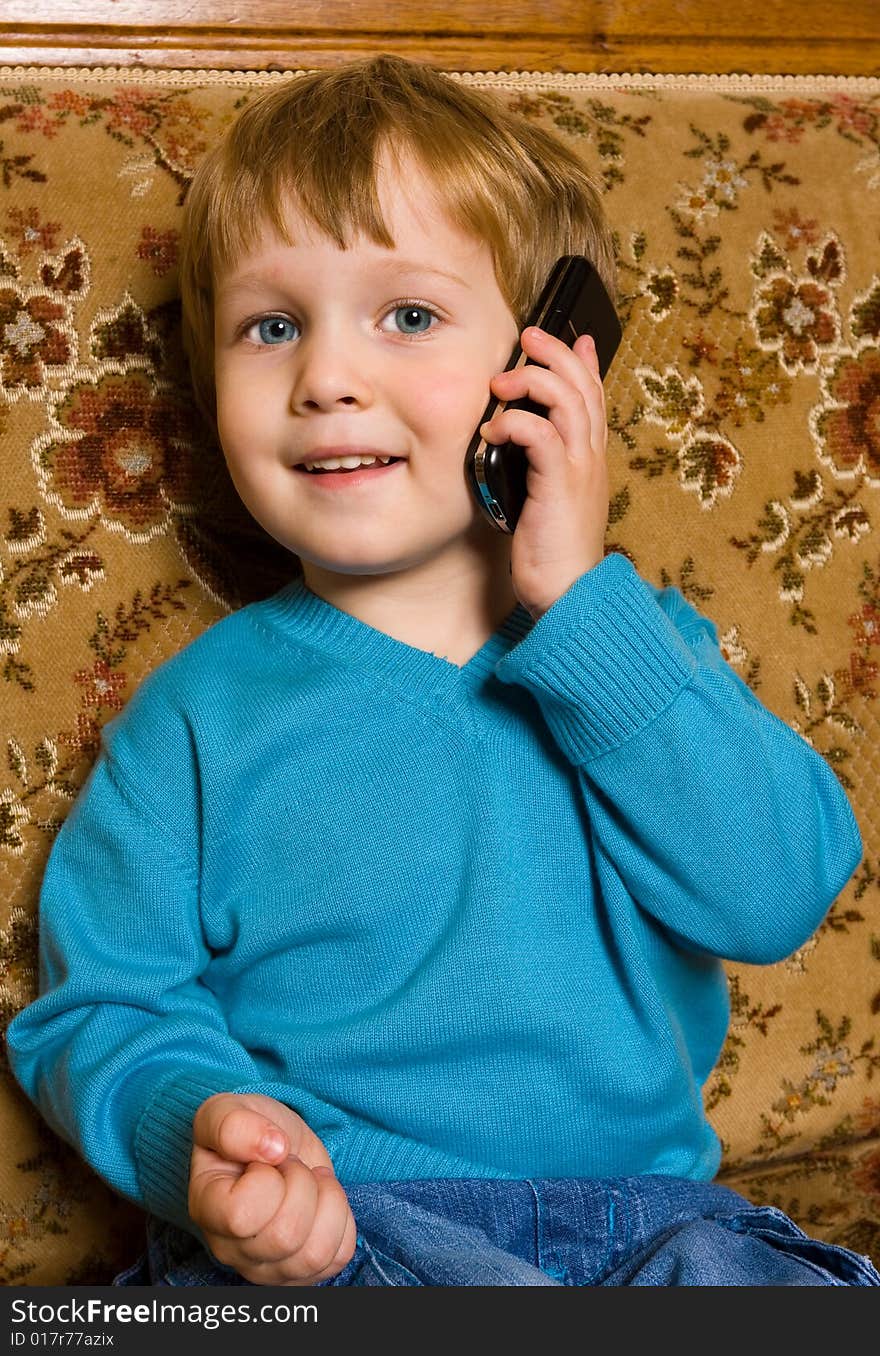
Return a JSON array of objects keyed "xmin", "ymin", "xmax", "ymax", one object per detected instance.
[{"xmin": 298, "ymin": 551, "xmax": 408, "ymax": 578}]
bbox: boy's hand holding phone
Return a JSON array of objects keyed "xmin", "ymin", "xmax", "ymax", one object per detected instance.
[
  {"xmin": 189, "ymin": 1092, "xmax": 356, "ymax": 1285},
  {"xmin": 465, "ymin": 255, "xmax": 619, "ymax": 621},
  {"xmin": 480, "ymin": 324, "xmax": 610, "ymax": 622}
]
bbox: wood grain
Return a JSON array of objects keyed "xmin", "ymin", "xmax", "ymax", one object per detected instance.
[{"xmin": 0, "ymin": 0, "xmax": 877, "ymax": 73}]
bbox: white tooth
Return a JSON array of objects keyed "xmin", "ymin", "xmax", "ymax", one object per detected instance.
[{"xmin": 303, "ymin": 454, "xmax": 381, "ymax": 471}]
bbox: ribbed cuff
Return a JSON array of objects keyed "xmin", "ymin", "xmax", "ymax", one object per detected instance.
[
  {"xmin": 134, "ymin": 1072, "xmax": 236, "ymax": 1229},
  {"xmin": 133, "ymin": 1075, "xmax": 503, "ymax": 1215},
  {"xmin": 495, "ymin": 553, "xmax": 697, "ymax": 764},
  {"xmin": 330, "ymin": 1123, "xmax": 508, "ymax": 1185}
]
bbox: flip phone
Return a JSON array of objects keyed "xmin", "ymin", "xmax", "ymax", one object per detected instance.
[{"xmin": 464, "ymin": 254, "xmax": 622, "ymax": 533}]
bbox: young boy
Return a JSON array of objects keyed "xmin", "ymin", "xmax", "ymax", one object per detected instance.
[{"xmin": 7, "ymin": 54, "xmax": 879, "ymax": 1288}]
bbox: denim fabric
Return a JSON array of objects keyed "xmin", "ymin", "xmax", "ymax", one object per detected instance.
[{"xmin": 113, "ymin": 1176, "xmax": 880, "ymax": 1288}]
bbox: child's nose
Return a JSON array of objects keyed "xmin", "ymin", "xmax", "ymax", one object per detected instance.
[{"xmin": 287, "ymin": 327, "xmax": 374, "ymax": 413}]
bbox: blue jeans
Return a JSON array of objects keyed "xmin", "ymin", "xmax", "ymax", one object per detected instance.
[
  {"xmin": 113, "ymin": 1177, "xmax": 873, "ymax": 1290},
  {"xmin": 113, "ymin": 1176, "xmax": 880, "ymax": 1287}
]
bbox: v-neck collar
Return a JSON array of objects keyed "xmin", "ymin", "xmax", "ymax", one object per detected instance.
[{"xmin": 259, "ymin": 575, "xmax": 536, "ymax": 715}]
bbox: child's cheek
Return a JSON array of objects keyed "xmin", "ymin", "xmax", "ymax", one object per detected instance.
[{"xmin": 412, "ymin": 365, "xmax": 486, "ymax": 433}]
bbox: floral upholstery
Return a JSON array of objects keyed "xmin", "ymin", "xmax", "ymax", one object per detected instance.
[{"xmin": 0, "ymin": 67, "xmax": 878, "ymax": 1283}]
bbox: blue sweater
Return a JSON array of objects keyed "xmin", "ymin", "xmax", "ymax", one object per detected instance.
[{"xmin": 6, "ymin": 553, "xmax": 862, "ymax": 1232}]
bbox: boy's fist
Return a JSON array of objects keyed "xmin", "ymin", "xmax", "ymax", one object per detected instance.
[{"xmin": 188, "ymin": 1092, "xmax": 356, "ymax": 1285}]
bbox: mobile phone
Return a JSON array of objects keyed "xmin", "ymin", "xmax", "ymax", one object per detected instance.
[{"xmin": 464, "ymin": 255, "xmax": 621, "ymax": 534}]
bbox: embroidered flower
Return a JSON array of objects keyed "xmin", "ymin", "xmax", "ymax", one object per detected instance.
[
  {"xmin": 830, "ymin": 94, "xmax": 875, "ymax": 138},
  {"xmin": 715, "ymin": 339, "xmax": 792, "ymax": 426},
  {"xmin": 757, "ymin": 99, "xmax": 820, "ymax": 144},
  {"xmin": 12, "ymin": 102, "xmax": 63, "ymax": 139},
  {"xmin": 771, "ymin": 206, "xmax": 821, "ymax": 251},
  {"xmin": 47, "ymin": 90, "xmax": 93, "ymax": 119},
  {"xmin": 101, "ymin": 88, "xmax": 158, "ymax": 140},
  {"xmin": 0, "ymin": 287, "xmax": 73, "ymax": 394},
  {"xmin": 849, "ymin": 603, "xmax": 880, "ymax": 650},
  {"xmin": 808, "ymin": 1045, "xmax": 855, "ymax": 1091},
  {"xmin": 834, "ymin": 599, "xmax": 880, "ymax": 700},
  {"xmin": 681, "ymin": 329, "xmax": 720, "ymax": 367},
  {"xmin": 5, "ymin": 206, "xmax": 62, "ymax": 257},
  {"xmin": 73, "ymin": 659, "xmax": 127, "ymax": 713},
  {"xmin": 675, "ymin": 184, "xmax": 720, "ymax": 219},
  {"xmin": 34, "ymin": 369, "xmax": 198, "ymax": 539},
  {"xmin": 701, "ymin": 156, "xmax": 748, "ymax": 204},
  {"xmin": 838, "ymin": 651, "xmax": 879, "ymax": 702},
  {"xmin": 136, "ymin": 225, "xmax": 179, "ymax": 277},
  {"xmin": 812, "ymin": 347, "xmax": 880, "ymax": 483},
  {"xmin": 753, "ymin": 275, "xmax": 838, "ymax": 373}
]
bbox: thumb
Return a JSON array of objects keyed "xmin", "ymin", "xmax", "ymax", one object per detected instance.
[{"xmin": 193, "ymin": 1093, "xmax": 292, "ymax": 1166}]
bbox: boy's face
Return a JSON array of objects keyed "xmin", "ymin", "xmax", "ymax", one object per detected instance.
[{"xmin": 212, "ymin": 147, "xmax": 520, "ymax": 584}]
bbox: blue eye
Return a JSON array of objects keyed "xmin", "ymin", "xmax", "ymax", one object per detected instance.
[
  {"xmin": 253, "ymin": 317, "xmax": 298, "ymax": 345},
  {"xmin": 392, "ymin": 305, "xmax": 436, "ymax": 336}
]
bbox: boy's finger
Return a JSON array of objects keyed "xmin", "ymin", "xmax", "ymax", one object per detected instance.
[
  {"xmin": 318, "ymin": 1188, "xmax": 359, "ymax": 1283},
  {"xmin": 192, "ymin": 1159, "xmax": 287, "ymax": 1239},
  {"xmin": 493, "ymin": 333, "xmax": 600, "ymax": 410},
  {"xmin": 274, "ymin": 1163, "xmax": 357, "ymax": 1283},
  {"xmin": 234, "ymin": 1155, "xmax": 320, "ymax": 1264},
  {"xmin": 193, "ymin": 1095, "xmax": 289, "ymax": 1164},
  {"xmin": 488, "ymin": 366, "xmax": 577, "ymax": 428},
  {"xmin": 574, "ymin": 332, "xmax": 601, "ymax": 376}
]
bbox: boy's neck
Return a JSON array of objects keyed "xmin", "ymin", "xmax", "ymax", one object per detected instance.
[{"xmin": 300, "ymin": 546, "xmax": 518, "ymax": 668}]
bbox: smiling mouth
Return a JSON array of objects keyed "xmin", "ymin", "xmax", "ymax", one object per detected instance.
[
  {"xmin": 293, "ymin": 458, "xmax": 405, "ymax": 488},
  {"xmin": 296, "ymin": 457, "xmax": 403, "ymax": 475}
]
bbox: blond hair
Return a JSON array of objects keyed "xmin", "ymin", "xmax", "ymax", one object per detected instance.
[{"xmin": 179, "ymin": 53, "xmax": 617, "ymax": 426}]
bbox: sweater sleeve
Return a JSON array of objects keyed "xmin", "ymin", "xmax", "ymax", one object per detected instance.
[
  {"xmin": 4, "ymin": 678, "xmax": 345, "ymax": 1231},
  {"xmin": 494, "ymin": 551, "xmax": 863, "ymax": 964}
]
